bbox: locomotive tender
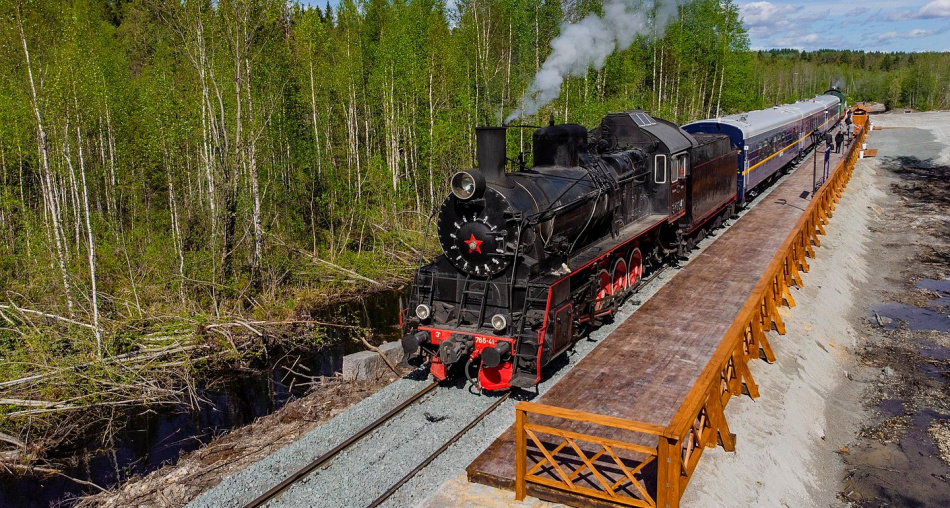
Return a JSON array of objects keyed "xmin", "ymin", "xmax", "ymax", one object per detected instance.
[{"xmin": 402, "ymin": 92, "xmax": 844, "ymax": 392}]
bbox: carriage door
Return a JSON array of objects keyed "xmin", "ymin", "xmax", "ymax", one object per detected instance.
[{"xmin": 668, "ymin": 154, "xmax": 687, "ymax": 219}]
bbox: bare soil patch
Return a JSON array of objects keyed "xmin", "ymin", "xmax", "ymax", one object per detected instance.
[{"xmin": 840, "ymin": 114, "xmax": 950, "ymax": 507}]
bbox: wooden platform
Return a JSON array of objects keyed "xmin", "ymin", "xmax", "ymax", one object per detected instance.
[{"xmin": 466, "ymin": 131, "xmax": 864, "ymax": 508}]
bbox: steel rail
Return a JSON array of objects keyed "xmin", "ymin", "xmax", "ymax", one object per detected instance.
[
  {"xmin": 244, "ymin": 381, "xmax": 439, "ymax": 508},
  {"xmin": 246, "ymin": 258, "xmax": 671, "ymax": 508},
  {"xmin": 367, "ymin": 392, "xmax": 511, "ymax": 508}
]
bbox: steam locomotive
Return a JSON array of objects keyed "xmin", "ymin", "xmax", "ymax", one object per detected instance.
[{"xmin": 402, "ymin": 92, "xmax": 844, "ymax": 392}]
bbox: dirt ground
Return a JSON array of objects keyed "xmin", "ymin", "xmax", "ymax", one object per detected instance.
[
  {"xmin": 73, "ymin": 371, "xmax": 405, "ymax": 508},
  {"xmin": 838, "ymin": 112, "xmax": 950, "ymax": 507}
]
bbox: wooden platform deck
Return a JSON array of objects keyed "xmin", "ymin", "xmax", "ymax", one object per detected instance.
[{"xmin": 466, "ymin": 123, "xmax": 868, "ymax": 508}]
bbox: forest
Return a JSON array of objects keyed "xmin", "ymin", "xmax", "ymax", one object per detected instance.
[{"xmin": 1, "ymin": 0, "xmax": 949, "ymax": 471}]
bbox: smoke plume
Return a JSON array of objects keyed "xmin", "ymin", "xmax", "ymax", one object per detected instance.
[{"xmin": 507, "ymin": 1, "xmax": 682, "ymax": 123}]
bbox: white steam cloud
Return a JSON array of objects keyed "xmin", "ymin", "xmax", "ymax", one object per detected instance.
[{"xmin": 507, "ymin": 1, "xmax": 682, "ymax": 123}]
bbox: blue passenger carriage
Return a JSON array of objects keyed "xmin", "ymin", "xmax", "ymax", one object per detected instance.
[{"xmin": 682, "ymin": 94, "xmax": 841, "ymax": 202}]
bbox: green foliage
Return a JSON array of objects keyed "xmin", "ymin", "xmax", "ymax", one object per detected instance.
[
  {"xmin": 4, "ymin": 0, "xmax": 948, "ymax": 457},
  {"xmin": 3, "ymin": 0, "xmax": 944, "ymax": 353},
  {"xmin": 750, "ymin": 49, "xmax": 950, "ymax": 111}
]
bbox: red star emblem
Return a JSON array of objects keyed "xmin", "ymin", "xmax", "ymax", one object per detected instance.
[{"xmin": 465, "ymin": 233, "xmax": 483, "ymax": 254}]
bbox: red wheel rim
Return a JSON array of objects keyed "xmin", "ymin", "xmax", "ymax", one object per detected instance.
[
  {"xmin": 611, "ymin": 258, "xmax": 628, "ymax": 294},
  {"xmin": 629, "ymin": 248, "xmax": 643, "ymax": 287}
]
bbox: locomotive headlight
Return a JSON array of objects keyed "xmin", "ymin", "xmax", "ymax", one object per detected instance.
[
  {"xmin": 491, "ymin": 313, "xmax": 508, "ymax": 331},
  {"xmin": 450, "ymin": 170, "xmax": 485, "ymax": 201},
  {"xmin": 415, "ymin": 304, "xmax": 431, "ymax": 321}
]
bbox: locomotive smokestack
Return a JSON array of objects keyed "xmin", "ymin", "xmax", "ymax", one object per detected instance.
[{"xmin": 475, "ymin": 127, "xmax": 508, "ymax": 185}]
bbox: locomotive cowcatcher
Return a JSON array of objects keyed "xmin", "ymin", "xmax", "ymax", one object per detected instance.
[{"xmin": 401, "ymin": 111, "xmax": 737, "ymax": 391}]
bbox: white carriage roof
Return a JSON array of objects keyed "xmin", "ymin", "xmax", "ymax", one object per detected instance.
[{"xmin": 684, "ymin": 94, "xmax": 840, "ymax": 139}]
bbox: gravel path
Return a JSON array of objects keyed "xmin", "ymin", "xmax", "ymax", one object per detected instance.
[{"xmin": 187, "ymin": 167, "xmax": 796, "ymax": 508}]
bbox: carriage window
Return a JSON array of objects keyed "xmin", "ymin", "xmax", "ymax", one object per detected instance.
[
  {"xmin": 654, "ymin": 154, "xmax": 667, "ymax": 184},
  {"xmin": 677, "ymin": 156, "xmax": 688, "ymax": 179}
]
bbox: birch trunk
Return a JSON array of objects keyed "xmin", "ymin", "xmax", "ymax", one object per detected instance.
[
  {"xmin": 64, "ymin": 131, "xmax": 82, "ymax": 248},
  {"xmin": 0, "ymin": 145, "xmax": 6, "ymax": 233},
  {"xmin": 18, "ymin": 8, "xmax": 74, "ymax": 315},
  {"xmin": 104, "ymin": 104, "xmax": 118, "ymax": 218},
  {"xmin": 244, "ymin": 56, "xmax": 263, "ymax": 286},
  {"xmin": 715, "ymin": 63, "xmax": 726, "ymax": 119},
  {"xmin": 76, "ymin": 127, "xmax": 102, "ymax": 357},
  {"xmin": 427, "ymin": 68, "xmax": 435, "ymax": 206},
  {"xmin": 308, "ymin": 58, "xmax": 322, "ymax": 178},
  {"xmin": 17, "ymin": 142, "xmax": 31, "ymax": 255},
  {"xmin": 163, "ymin": 138, "xmax": 185, "ymax": 303}
]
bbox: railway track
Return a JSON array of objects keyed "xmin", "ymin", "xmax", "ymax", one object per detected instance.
[
  {"xmin": 244, "ymin": 382, "xmax": 438, "ymax": 508},
  {"xmin": 366, "ymin": 393, "xmax": 510, "ymax": 507},
  {"xmin": 196, "ymin": 168, "xmax": 799, "ymax": 508},
  {"xmin": 243, "ymin": 264, "xmax": 671, "ymax": 508},
  {"xmin": 243, "ymin": 382, "xmax": 508, "ymax": 508}
]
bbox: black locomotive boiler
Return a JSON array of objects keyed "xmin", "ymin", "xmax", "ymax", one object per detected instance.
[{"xmin": 402, "ymin": 111, "xmax": 737, "ymax": 391}]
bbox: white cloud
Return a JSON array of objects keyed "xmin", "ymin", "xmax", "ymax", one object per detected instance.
[
  {"xmin": 917, "ymin": 0, "xmax": 950, "ymax": 18},
  {"xmin": 886, "ymin": 0, "xmax": 950, "ymax": 20},
  {"xmin": 877, "ymin": 28, "xmax": 936, "ymax": 41},
  {"xmin": 740, "ymin": 0, "xmax": 947, "ymax": 51},
  {"xmin": 797, "ymin": 9, "xmax": 831, "ymax": 22},
  {"xmin": 740, "ymin": 1, "xmax": 796, "ymax": 27},
  {"xmin": 771, "ymin": 32, "xmax": 821, "ymax": 48}
]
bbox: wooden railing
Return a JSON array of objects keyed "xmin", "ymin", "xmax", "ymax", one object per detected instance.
[
  {"xmin": 515, "ymin": 402, "xmax": 666, "ymax": 508},
  {"xmin": 514, "ymin": 110, "xmax": 870, "ymax": 508}
]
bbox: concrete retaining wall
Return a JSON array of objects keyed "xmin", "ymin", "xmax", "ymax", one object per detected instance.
[{"xmin": 341, "ymin": 341, "xmax": 407, "ymax": 381}]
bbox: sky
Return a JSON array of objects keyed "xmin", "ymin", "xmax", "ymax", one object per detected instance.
[
  {"xmin": 738, "ymin": 0, "xmax": 950, "ymax": 52},
  {"xmin": 302, "ymin": 0, "xmax": 950, "ymax": 52}
]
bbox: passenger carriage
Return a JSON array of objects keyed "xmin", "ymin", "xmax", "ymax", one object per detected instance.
[{"xmin": 683, "ymin": 95, "xmax": 841, "ymax": 202}]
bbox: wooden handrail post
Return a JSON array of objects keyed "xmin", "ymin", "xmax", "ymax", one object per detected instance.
[
  {"xmin": 656, "ymin": 436, "xmax": 681, "ymax": 508},
  {"xmin": 515, "ymin": 406, "xmax": 527, "ymax": 501}
]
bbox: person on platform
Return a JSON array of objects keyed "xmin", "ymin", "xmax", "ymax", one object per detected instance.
[
  {"xmin": 823, "ymin": 142, "xmax": 832, "ymax": 180},
  {"xmin": 835, "ymin": 129, "xmax": 845, "ymax": 153}
]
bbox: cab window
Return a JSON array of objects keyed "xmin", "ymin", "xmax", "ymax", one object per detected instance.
[{"xmin": 654, "ymin": 154, "xmax": 667, "ymax": 184}]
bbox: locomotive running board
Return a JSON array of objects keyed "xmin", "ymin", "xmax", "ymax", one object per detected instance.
[{"xmin": 567, "ymin": 214, "xmax": 666, "ymax": 272}]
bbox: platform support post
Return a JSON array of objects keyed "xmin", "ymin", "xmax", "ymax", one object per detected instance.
[
  {"xmin": 733, "ymin": 347, "xmax": 759, "ymax": 399},
  {"xmin": 752, "ymin": 313, "xmax": 777, "ymax": 363},
  {"xmin": 706, "ymin": 385, "xmax": 736, "ymax": 451},
  {"xmin": 657, "ymin": 437, "xmax": 681, "ymax": 508},
  {"xmin": 515, "ymin": 407, "xmax": 526, "ymax": 501}
]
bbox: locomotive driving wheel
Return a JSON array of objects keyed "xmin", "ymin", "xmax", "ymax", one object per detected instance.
[
  {"xmin": 628, "ymin": 247, "xmax": 643, "ymax": 288},
  {"xmin": 593, "ymin": 269, "xmax": 612, "ymax": 314},
  {"xmin": 611, "ymin": 258, "xmax": 628, "ymax": 295}
]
